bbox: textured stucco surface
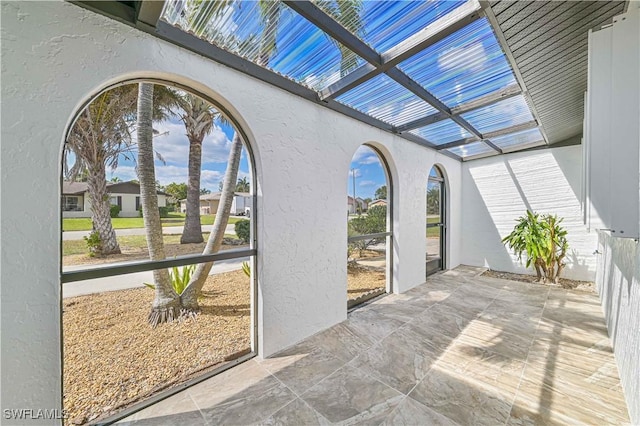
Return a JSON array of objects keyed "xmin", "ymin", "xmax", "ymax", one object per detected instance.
[
  {"xmin": 0, "ymin": 1, "xmax": 461, "ymax": 419},
  {"xmin": 596, "ymin": 232, "xmax": 640, "ymax": 424},
  {"xmin": 461, "ymin": 145, "xmax": 598, "ymax": 281}
]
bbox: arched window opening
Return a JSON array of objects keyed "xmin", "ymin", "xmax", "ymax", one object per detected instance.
[
  {"xmin": 60, "ymin": 80, "xmax": 257, "ymax": 424},
  {"xmin": 427, "ymin": 165, "xmax": 446, "ymax": 276},
  {"xmin": 347, "ymin": 145, "xmax": 392, "ymax": 308}
]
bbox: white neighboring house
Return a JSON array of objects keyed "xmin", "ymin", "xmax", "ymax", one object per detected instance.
[
  {"xmin": 347, "ymin": 196, "xmax": 368, "ymax": 214},
  {"xmin": 180, "ymin": 192, "xmax": 252, "ymax": 216},
  {"xmin": 62, "ymin": 181, "xmax": 168, "ymax": 218}
]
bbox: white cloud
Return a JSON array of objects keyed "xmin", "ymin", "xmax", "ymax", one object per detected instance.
[
  {"xmin": 348, "ymin": 168, "xmax": 362, "ymax": 178},
  {"xmin": 351, "ymin": 145, "xmax": 383, "ymax": 164},
  {"xmin": 152, "ymin": 121, "xmax": 233, "ymax": 165},
  {"xmin": 359, "ymin": 180, "xmax": 375, "ymax": 187},
  {"xmin": 359, "ymin": 155, "xmax": 381, "ymax": 165}
]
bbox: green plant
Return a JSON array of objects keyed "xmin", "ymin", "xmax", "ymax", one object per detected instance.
[
  {"xmin": 502, "ymin": 210, "xmax": 569, "ymax": 285},
  {"xmin": 242, "ymin": 261, "xmax": 251, "ymax": 277},
  {"xmin": 145, "ymin": 263, "xmax": 196, "ymax": 295},
  {"xmin": 110, "ymin": 204, "xmax": 121, "ymax": 218},
  {"xmin": 139, "ymin": 207, "xmax": 169, "ymax": 218},
  {"xmin": 347, "ymin": 205, "xmax": 387, "ymax": 256},
  {"xmin": 235, "ymin": 219, "xmax": 250, "ymax": 243},
  {"xmin": 83, "ymin": 230, "xmax": 102, "ymax": 257}
]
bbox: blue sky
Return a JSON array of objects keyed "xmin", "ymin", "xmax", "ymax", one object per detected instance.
[
  {"xmin": 161, "ymin": 0, "xmax": 534, "ymax": 153},
  {"xmin": 105, "ymin": 108, "xmax": 386, "ymax": 199},
  {"xmin": 348, "ymin": 145, "xmax": 387, "ymax": 200},
  {"xmin": 108, "ymin": 115, "xmax": 252, "ymax": 192}
]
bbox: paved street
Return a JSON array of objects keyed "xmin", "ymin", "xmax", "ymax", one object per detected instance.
[
  {"xmin": 62, "ymin": 220, "xmax": 247, "ymax": 298},
  {"xmin": 62, "ymin": 256, "xmax": 249, "ymax": 298}
]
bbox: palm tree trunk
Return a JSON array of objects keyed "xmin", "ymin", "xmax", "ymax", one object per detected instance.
[
  {"xmin": 257, "ymin": 2, "xmax": 281, "ymax": 67},
  {"xmin": 181, "ymin": 136, "xmax": 204, "ymax": 244},
  {"xmin": 87, "ymin": 163, "xmax": 120, "ymax": 255},
  {"xmin": 137, "ymin": 83, "xmax": 181, "ymax": 326},
  {"xmin": 181, "ymin": 133, "xmax": 244, "ymax": 312}
]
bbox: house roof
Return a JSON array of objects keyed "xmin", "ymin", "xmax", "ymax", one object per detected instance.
[
  {"xmin": 62, "ymin": 180, "xmax": 169, "ymax": 196},
  {"xmin": 62, "ymin": 181, "xmax": 89, "ymax": 195}
]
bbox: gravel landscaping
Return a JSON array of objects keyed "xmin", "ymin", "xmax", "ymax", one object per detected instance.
[
  {"xmin": 63, "ymin": 269, "xmax": 251, "ymax": 424},
  {"xmin": 63, "ymin": 264, "xmax": 385, "ymax": 424},
  {"xmin": 482, "ymin": 269, "xmax": 595, "ymax": 292}
]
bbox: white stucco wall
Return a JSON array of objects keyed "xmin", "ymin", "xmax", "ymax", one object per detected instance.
[
  {"xmin": 461, "ymin": 145, "xmax": 598, "ymax": 281},
  {"xmin": 595, "ymin": 232, "xmax": 640, "ymax": 424},
  {"xmin": 1, "ymin": 1, "xmax": 462, "ymax": 419}
]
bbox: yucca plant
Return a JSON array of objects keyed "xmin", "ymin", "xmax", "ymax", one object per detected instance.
[
  {"xmin": 241, "ymin": 261, "xmax": 251, "ymax": 277},
  {"xmin": 145, "ymin": 264, "xmax": 196, "ymax": 295},
  {"xmin": 502, "ymin": 211, "xmax": 568, "ymax": 285}
]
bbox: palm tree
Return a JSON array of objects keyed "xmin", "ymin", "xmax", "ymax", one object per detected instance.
[
  {"xmin": 180, "ymin": 132, "xmax": 244, "ymax": 313},
  {"xmin": 64, "ymin": 85, "xmax": 138, "ymax": 254},
  {"xmin": 257, "ymin": 0, "xmax": 284, "ymax": 67},
  {"xmin": 236, "ymin": 176, "xmax": 250, "ymax": 192},
  {"xmin": 317, "ymin": 0, "xmax": 365, "ymax": 76},
  {"xmin": 174, "ymin": 93, "xmax": 223, "ymax": 244},
  {"xmin": 137, "ymin": 83, "xmax": 181, "ymax": 325}
]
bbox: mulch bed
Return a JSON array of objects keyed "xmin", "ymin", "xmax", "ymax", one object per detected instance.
[{"xmin": 482, "ymin": 269, "xmax": 595, "ymax": 292}]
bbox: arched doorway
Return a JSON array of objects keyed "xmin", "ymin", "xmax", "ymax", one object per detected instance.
[
  {"xmin": 60, "ymin": 79, "xmax": 257, "ymax": 423},
  {"xmin": 427, "ymin": 165, "xmax": 446, "ymax": 276},
  {"xmin": 347, "ymin": 144, "xmax": 392, "ymax": 308}
]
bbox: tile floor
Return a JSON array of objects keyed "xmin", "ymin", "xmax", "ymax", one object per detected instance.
[{"xmin": 118, "ymin": 266, "xmax": 630, "ymax": 425}]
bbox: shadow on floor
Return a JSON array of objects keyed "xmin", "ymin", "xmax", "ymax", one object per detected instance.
[{"xmin": 116, "ymin": 266, "xmax": 630, "ymax": 425}]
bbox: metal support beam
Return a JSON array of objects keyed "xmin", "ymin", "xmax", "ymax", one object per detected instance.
[
  {"xmin": 450, "ymin": 83, "xmax": 522, "ymax": 115},
  {"xmin": 483, "ymin": 139, "xmax": 503, "ymax": 154},
  {"xmin": 483, "ymin": 120, "xmax": 538, "ymax": 138},
  {"xmin": 436, "ymin": 136, "xmax": 480, "ymax": 151},
  {"xmin": 435, "ymin": 120, "xmax": 539, "ymax": 151},
  {"xmin": 70, "ymin": 1, "xmax": 467, "ymax": 162},
  {"xmin": 283, "ymin": 1, "xmax": 381, "ymax": 65},
  {"xmin": 386, "ymin": 67, "xmax": 484, "ymax": 139},
  {"xmin": 479, "ymin": 0, "xmax": 550, "ymax": 146},
  {"xmin": 394, "ymin": 112, "xmax": 449, "ymax": 133},
  {"xmin": 394, "ymin": 84, "xmax": 521, "ymax": 133},
  {"xmin": 62, "ymin": 249, "xmax": 257, "ymax": 283},
  {"xmin": 319, "ymin": 0, "xmax": 482, "ymax": 100},
  {"xmin": 136, "ymin": 0, "xmax": 166, "ymax": 31}
]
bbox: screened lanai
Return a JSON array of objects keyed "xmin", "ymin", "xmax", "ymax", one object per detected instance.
[{"xmin": 2, "ymin": 0, "xmax": 639, "ymax": 425}]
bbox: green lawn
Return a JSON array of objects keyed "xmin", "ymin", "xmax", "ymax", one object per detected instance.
[
  {"xmin": 63, "ymin": 213, "xmax": 244, "ymax": 231},
  {"xmin": 427, "ymin": 216, "xmax": 441, "ymax": 238}
]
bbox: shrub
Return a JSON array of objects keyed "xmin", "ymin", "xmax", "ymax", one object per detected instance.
[
  {"xmin": 347, "ymin": 206, "xmax": 387, "ymax": 257},
  {"xmin": 145, "ymin": 264, "xmax": 195, "ymax": 295},
  {"xmin": 109, "ymin": 204, "xmax": 121, "ymax": 218},
  {"xmin": 235, "ymin": 219, "xmax": 251, "ymax": 243},
  {"xmin": 139, "ymin": 207, "xmax": 170, "ymax": 218},
  {"xmin": 502, "ymin": 210, "xmax": 569, "ymax": 285},
  {"xmin": 83, "ymin": 230, "xmax": 102, "ymax": 257}
]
